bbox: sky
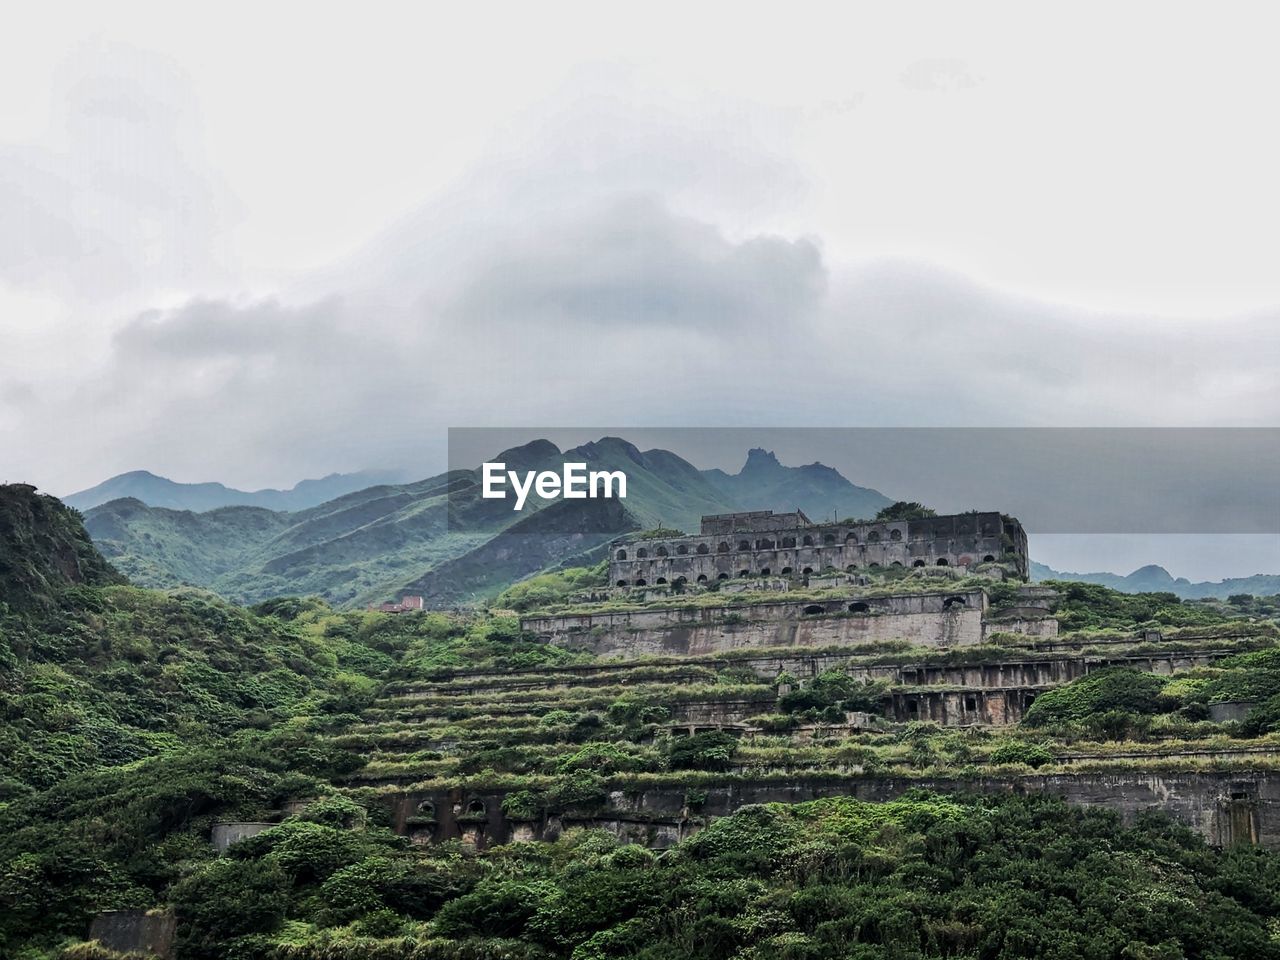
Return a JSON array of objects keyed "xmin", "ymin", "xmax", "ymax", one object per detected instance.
[{"xmin": 2, "ymin": 1, "xmax": 1279, "ymax": 579}]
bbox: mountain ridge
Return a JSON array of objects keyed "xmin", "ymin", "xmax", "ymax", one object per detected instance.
[
  {"xmin": 80, "ymin": 441, "xmax": 896, "ymax": 607},
  {"xmin": 64, "ymin": 468, "xmax": 409, "ymax": 513}
]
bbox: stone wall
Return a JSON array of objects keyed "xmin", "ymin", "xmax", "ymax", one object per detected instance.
[
  {"xmin": 524, "ymin": 590, "xmax": 990, "ymax": 658},
  {"xmin": 211, "ymin": 821, "xmax": 274, "ymax": 853},
  {"xmin": 609, "ymin": 511, "xmax": 1028, "ymax": 585},
  {"xmin": 389, "ymin": 770, "xmax": 1280, "ymax": 852},
  {"xmin": 89, "ymin": 910, "xmax": 176, "ymax": 958}
]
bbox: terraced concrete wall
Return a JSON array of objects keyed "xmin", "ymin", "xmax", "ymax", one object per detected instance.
[
  {"xmin": 525, "ymin": 591, "xmax": 990, "ymax": 658},
  {"xmin": 390, "ymin": 771, "xmax": 1280, "ymax": 852}
]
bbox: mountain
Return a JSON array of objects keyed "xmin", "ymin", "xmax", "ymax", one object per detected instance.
[
  {"xmin": 0, "ymin": 483, "xmax": 126, "ymax": 611},
  {"xmin": 64, "ymin": 468, "xmax": 408, "ymax": 512},
  {"xmin": 1031, "ymin": 560, "xmax": 1280, "ymax": 600},
  {"xmin": 81, "ymin": 439, "xmax": 895, "ymax": 608},
  {"xmin": 702, "ymin": 448, "xmax": 893, "ymax": 523}
]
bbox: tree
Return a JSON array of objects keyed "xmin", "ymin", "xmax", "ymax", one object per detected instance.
[{"xmin": 875, "ymin": 501, "xmax": 937, "ymax": 522}]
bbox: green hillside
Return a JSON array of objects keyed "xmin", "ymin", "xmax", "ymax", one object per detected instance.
[{"xmin": 10, "ymin": 484, "xmax": 1280, "ymax": 959}]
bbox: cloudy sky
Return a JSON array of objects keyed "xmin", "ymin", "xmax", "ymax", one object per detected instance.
[{"xmin": 3, "ymin": 1, "xmax": 1279, "ymax": 578}]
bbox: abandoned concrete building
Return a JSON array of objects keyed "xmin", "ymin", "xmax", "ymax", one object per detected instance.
[{"xmin": 609, "ymin": 509, "xmax": 1029, "ymax": 587}]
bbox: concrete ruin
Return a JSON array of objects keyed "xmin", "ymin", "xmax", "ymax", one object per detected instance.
[
  {"xmin": 522, "ymin": 587, "xmax": 1056, "ymax": 658},
  {"xmin": 387, "ymin": 770, "xmax": 1279, "ymax": 852},
  {"xmin": 88, "ymin": 910, "xmax": 176, "ymax": 958},
  {"xmin": 609, "ymin": 510, "xmax": 1029, "ymax": 586}
]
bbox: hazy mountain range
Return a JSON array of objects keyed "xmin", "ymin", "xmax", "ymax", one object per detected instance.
[
  {"xmin": 65, "ymin": 468, "xmax": 409, "ymax": 513},
  {"xmin": 79, "ymin": 438, "xmax": 894, "ymax": 607},
  {"xmin": 1031, "ymin": 561, "xmax": 1280, "ymax": 600}
]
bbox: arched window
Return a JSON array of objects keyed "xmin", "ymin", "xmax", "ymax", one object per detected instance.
[
  {"xmin": 943, "ymin": 595, "xmax": 967, "ymax": 609},
  {"xmin": 416, "ymin": 800, "xmax": 436, "ymax": 817},
  {"xmin": 891, "ymin": 561, "xmax": 903, "ymax": 567},
  {"xmin": 718, "ymin": 542, "xmax": 730, "ymax": 553},
  {"xmin": 717, "ymin": 572, "xmax": 729, "ymax": 580},
  {"xmin": 867, "ymin": 531, "xmax": 881, "ymax": 543},
  {"xmin": 760, "ymin": 567, "xmax": 771, "ymax": 576},
  {"xmin": 869, "ymin": 561, "xmax": 880, "ymax": 569},
  {"xmin": 635, "ymin": 578, "xmax": 647, "ymax": 586},
  {"xmin": 676, "ymin": 545, "xmax": 688, "ymax": 555},
  {"xmin": 802, "ymin": 535, "xmax": 814, "ymax": 546},
  {"xmin": 738, "ymin": 540, "xmax": 751, "ymax": 551},
  {"xmin": 782, "ymin": 537, "xmax": 796, "ymax": 548},
  {"xmin": 697, "ymin": 543, "xmax": 709, "ymax": 555},
  {"xmin": 656, "ymin": 577, "xmax": 668, "ymax": 584},
  {"xmin": 845, "ymin": 532, "xmax": 858, "ymax": 543},
  {"xmin": 936, "ymin": 558, "xmax": 949, "ymax": 566},
  {"xmin": 674, "ymin": 576, "xmax": 687, "ymax": 585},
  {"xmin": 846, "ymin": 564, "xmax": 857, "ymax": 572},
  {"xmin": 912, "ymin": 560, "xmax": 926, "ymax": 567},
  {"xmin": 757, "ymin": 538, "xmax": 775, "ymax": 550},
  {"xmin": 656, "ymin": 546, "xmax": 669, "ymax": 557},
  {"xmin": 823, "ymin": 533, "xmax": 835, "ymax": 545},
  {"xmin": 616, "ymin": 579, "xmax": 628, "ymax": 587},
  {"xmin": 696, "ymin": 574, "xmax": 708, "ymax": 583},
  {"xmin": 803, "ymin": 604, "xmax": 825, "ymax": 615},
  {"xmin": 982, "ymin": 554, "xmax": 996, "ymax": 563},
  {"xmin": 466, "ymin": 799, "xmax": 486, "ymax": 816},
  {"xmin": 781, "ymin": 566, "xmax": 793, "ymax": 575},
  {"xmin": 890, "ymin": 529, "xmax": 902, "ymax": 541},
  {"xmin": 636, "ymin": 547, "xmax": 648, "ymax": 559},
  {"xmin": 802, "ymin": 566, "xmax": 813, "ymax": 575},
  {"xmin": 617, "ymin": 549, "xmax": 627, "ymax": 560},
  {"xmin": 848, "ymin": 602, "xmax": 869, "ymax": 613},
  {"xmin": 738, "ymin": 569, "xmax": 750, "ymax": 578}
]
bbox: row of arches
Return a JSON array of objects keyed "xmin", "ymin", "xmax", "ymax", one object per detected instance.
[{"xmin": 617, "ymin": 529, "xmax": 925, "ymax": 561}]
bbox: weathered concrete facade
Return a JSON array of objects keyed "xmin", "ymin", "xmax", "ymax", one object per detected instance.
[
  {"xmin": 388, "ymin": 770, "xmax": 1280, "ymax": 852},
  {"xmin": 89, "ymin": 910, "xmax": 176, "ymax": 958},
  {"xmin": 523, "ymin": 589, "xmax": 992, "ymax": 657},
  {"xmin": 609, "ymin": 510, "xmax": 1029, "ymax": 585}
]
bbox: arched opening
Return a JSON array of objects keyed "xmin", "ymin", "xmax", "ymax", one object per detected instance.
[
  {"xmin": 782, "ymin": 537, "xmax": 796, "ymax": 548},
  {"xmin": 616, "ymin": 549, "xmax": 627, "ymax": 560},
  {"xmin": 846, "ymin": 564, "xmax": 857, "ymax": 572},
  {"xmin": 416, "ymin": 800, "xmax": 436, "ymax": 818},
  {"xmin": 891, "ymin": 561, "xmax": 903, "ymax": 567},
  {"xmin": 848, "ymin": 602, "xmax": 869, "ymax": 613},
  {"xmin": 890, "ymin": 529, "xmax": 902, "ymax": 541},
  {"xmin": 756, "ymin": 538, "xmax": 775, "ymax": 550},
  {"xmin": 943, "ymin": 595, "xmax": 967, "ymax": 609},
  {"xmin": 781, "ymin": 566, "xmax": 793, "ymax": 575},
  {"xmin": 823, "ymin": 533, "xmax": 835, "ymax": 545},
  {"xmin": 845, "ymin": 532, "xmax": 858, "ymax": 543},
  {"xmin": 824, "ymin": 564, "xmax": 835, "ymax": 571},
  {"xmin": 636, "ymin": 547, "xmax": 648, "ymax": 559},
  {"xmin": 738, "ymin": 569, "xmax": 750, "ymax": 578},
  {"xmin": 676, "ymin": 545, "xmax": 688, "ymax": 555},
  {"xmin": 738, "ymin": 540, "xmax": 751, "ymax": 551},
  {"xmin": 718, "ymin": 542, "xmax": 730, "ymax": 553},
  {"xmin": 802, "ymin": 535, "xmax": 814, "ymax": 546},
  {"xmin": 802, "ymin": 566, "xmax": 814, "ymax": 575},
  {"xmin": 760, "ymin": 567, "xmax": 771, "ymax": 576},
  {"xmin": 696, "ymin": 574, "xmax": 708, "ymax": 583},
  {"xmin": 867, "ymin": 531, "xmax": 881, "ymax": 543},
  {"xmin": 635, "ymin": 578, "xmax": 647, "ymax": 586},
  {"xmin": 674, "ymin": 576, "xmax": 687, "ymax": 586},
  {"xmin": 869, "ymin": 561, "xmax": 881, "ymax": 569},
  {"xmin": 717, "ymin": 572, "xmax": 729, "ymax": 580},
  {"xmin": 912, "ymin": 559, "xmax": 926, "ymax": 568},
  {"xmin": 616, "ymin": 579, "xmax": 628, "ymax": 587},
  {"xmin": 656, "ymin": 546, "xmax": 669, "ymax": 557},
  {"xmin": 466, "ymin": 799, "xmax": 486, "ymax": 817},
  {"xmin": 936, "ymin": 558, "xmax": 949, "ymax": 566},
  {"xmin": 803, "ymin": 604, "xmax": 825, "ymax": 615},
  {"xmin": 697, "ymin": 543, "xmax": 709, "ymax": 555},
  {"xmin": 982, "ymin": 554, "xmax": 996, "ymax": 563},
  {"xmin": 656, "ymin": 577, "xmax": 668, "ymax": 585}
]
